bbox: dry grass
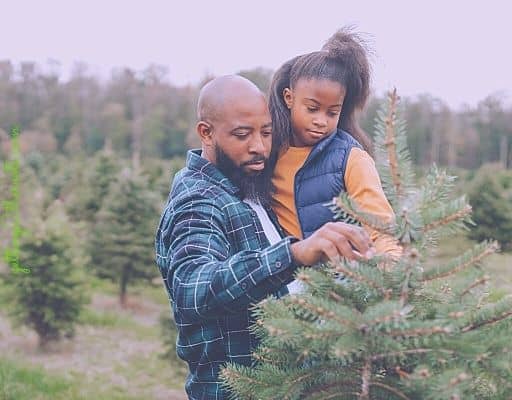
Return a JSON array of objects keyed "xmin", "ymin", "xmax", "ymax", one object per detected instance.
[{"xmin": 0, "ymin": 287, "xmax": 187, "ymax": 400}]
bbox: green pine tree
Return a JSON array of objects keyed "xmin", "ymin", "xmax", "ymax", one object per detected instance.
[
  {"xmin": 467, "ymin": 165, "xmax": 512, "ymax": 251},
  {"xmin": 1, "ymin": 206, "xmax": 87, "ymax": 348},
  {"xmin": 221, "ymin": 90, "xmax": 512, "ymax": 400},
  {"xmin": 89, "ymin": 168, "xmax": 159, "ymax": 306},
  {"xmin": 67, "ymin": 151, "xmax": 121, "ymax": 222}
]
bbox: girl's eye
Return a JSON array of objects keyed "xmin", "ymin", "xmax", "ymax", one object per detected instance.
[
  {"xmin": 328, "ymin": 112, "xmax": 340, "ymax": 117},
  {"xmin": 307, "ymin": 107, "xmax": 318, "ymax": 113}
]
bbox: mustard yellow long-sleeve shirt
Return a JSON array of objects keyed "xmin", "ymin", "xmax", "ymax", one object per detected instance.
[{"xmin": 272, "ymin": 146, "xmax": 401, "ymax": 257}]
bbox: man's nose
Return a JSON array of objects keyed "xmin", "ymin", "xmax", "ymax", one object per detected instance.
[{"xmin": 248, "ymin": 133, "xmax": 266, "ymax": 154}]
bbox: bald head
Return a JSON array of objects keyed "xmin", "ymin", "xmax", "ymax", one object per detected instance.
[
  {"xmin": 197, "ymin": 75, "xmax": 265, "ymax": 123},
  {"xmin": 195, "ymin": 74, "xmax": 272, "ymax": 180}
]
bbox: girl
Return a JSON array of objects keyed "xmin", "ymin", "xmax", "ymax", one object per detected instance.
[{"xmin": 269, "ymin": 28, "xmax": 400, "ymax": 292}]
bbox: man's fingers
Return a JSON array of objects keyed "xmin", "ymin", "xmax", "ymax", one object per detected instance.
[
  {"xmin": 304, "ymin": 222, "xmax": 376, "ymax": 266},
  {"xmin": 328, "ymin": 222, "xmax": 372, "ymax": 257},
  {"xmin": 321, "ymin": 239, "xmax": 340, "ymax": 263},
  {"xmin": 332, "ymin": 233, "xmax": 357, "ymax": 261},
  {"xmin": 320, "ymin": 233, "xmax": 357, "ymax": 261}
]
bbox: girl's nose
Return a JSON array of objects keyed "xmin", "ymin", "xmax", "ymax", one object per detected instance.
[{"xmin": 313, "ymin": 117, "xmax": 327, "ymax": 128}]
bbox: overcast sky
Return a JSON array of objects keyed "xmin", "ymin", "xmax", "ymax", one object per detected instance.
[{"xmin": 3, "ymin": 0, "xmax": 511, "ymax": 109}]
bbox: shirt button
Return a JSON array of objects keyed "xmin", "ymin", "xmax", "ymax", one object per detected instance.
[
  {"xmin": 275, "ymin": 261, "xmax": 282, "ymax": 269},
  {"xmin": 241, "ymin": 282, "xmax": 247, "ymax": 289}
]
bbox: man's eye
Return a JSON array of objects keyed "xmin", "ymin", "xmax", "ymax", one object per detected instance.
[
  {"xmin": 307, "ymin": 107, "xmax": 318, "ymax": 113},
  {"xmin": 262, "ymin": 131, "xmax": 272, "ymax": 136}
]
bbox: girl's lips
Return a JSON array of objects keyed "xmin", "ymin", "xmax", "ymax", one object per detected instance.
[{"xmin": 308, "ymin": 130, "xmax": 326, "ymax": 138}]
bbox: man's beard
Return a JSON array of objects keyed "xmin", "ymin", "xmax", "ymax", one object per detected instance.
[{"xmin": 215, "ymin": 146, "xmax": 274, "ymax": 207}]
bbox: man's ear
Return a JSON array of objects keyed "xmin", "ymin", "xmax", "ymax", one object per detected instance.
[
  {"xmin": 283, "ymin": 87, "xmax": 293, "ymax": 109},
  {"xmin": 196, "ymin": 121, "xmax": 214, "ymax": 145}
]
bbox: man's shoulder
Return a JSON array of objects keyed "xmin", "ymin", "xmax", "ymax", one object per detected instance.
[
  {"xmin": 156, "ymin": 168, "xmax": 232, "ymax": 249},
  {"xmin": 168, "ymin": 166, "xmax": 237, "ymax": 212}
]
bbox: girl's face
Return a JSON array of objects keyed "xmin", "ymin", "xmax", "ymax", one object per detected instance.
[{"xmin": 283, "ymin": 78, "xmax": 345, "ymax": 147}]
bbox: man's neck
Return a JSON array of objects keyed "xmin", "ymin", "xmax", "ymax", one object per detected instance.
[{"xmin": 201, "ymin": 148, "xmax": 215, "ymax": 164}]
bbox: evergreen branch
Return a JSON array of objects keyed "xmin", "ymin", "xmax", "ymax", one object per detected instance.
[
  {"xmin": 460, "ymin": 275, "xmax": 490, "ymax": 297},
  {"xmin": 360, "ymin": 358, "xmax": 371, "ymax": 400},
  {"xmin": 384, "ymin": 89, "xmax": 402, "ymax": 199},
  {"xmin": 220, "ymin": 364, "xmax": 274, "ymax": 399},
  {"xmin": 483, "ymin": 365, "xmax": 512, "ymax": 391},
  {"xmin": 423, "ymin": 204, "xmax": 472, "ymax": 233},
  {"xmin": 394, "ymin": 208, "xmax": 422, "ymax": 245},
  {"xmin": 288, "ymin": 296, "xmax": 357, "ymax": 328},
  {"xmin": 332, "ymin": 194, "xmax": 396, "ymax": 235},
  {"xmin": 399, "ymin": 264, "xmax": 413, "ymax": 307},
  {"xmin": 423, "ymin": 241, "xmax": 498, "ymax": 282},
  {"xmin": 283, "ymin": 373, "xmax": 309, "ymax": 399},
  {"xmin": 447, "ymin": 372, "xmax": 470, "ymax": 388},
  {"xmin": 294, "ymin": 267, "xmax": 374, "ymax": 309},
  {"xmin": 329, "ymin": 290, "xmax": 344, "ymax": 302},
  {"xmin": 252, "ymin": 347, "xmax": 279, "ymax": 365},
  {"xmin": 461, "ymin": 309, "xmax": 512, "ymax": 333},
  {"xmin": 387, "ymin": 325, "xmax": 452, "ymax": 338},
  {"xmin": 370, "ymin": 381, "xmax": 411, "ymax": 400},
  {"xmin": 290, "ymin": 364, "xmax": 361, "ymax": 399},
  {"xmin": 360, "ymin": 302, "xmax": 413, "ymax": 333},
  {"xmin": 418, "ymin": 165, "xmax": 457, "ymax": 210},
  {"xmin": 302, "ymin": 381, "xmax": 360, "ymax": 400},
  {"xmin": 333, "ymin": 264, "xmax": 389, "ymax": 298},
  {"xmin": 364, "ymin": 309, "xmax": 403, "ymax": 328},
  {"xmin": 370, "ymin": 348, "xmax": 454, "ymax": 361},
  {"xmin": 220, "ymin": 366, "xmax": 260, "ymax": 387},
  {"xmin": 324, "ymin": 392, "xmax": 360, "ymax": 400}
]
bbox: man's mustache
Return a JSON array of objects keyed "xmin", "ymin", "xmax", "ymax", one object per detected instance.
[{"xmin": 243, "ymin": 155, "xmax": 267, "ymax": 166}]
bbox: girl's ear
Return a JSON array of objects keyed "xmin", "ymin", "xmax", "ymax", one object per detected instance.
[{"xmin": 283, "ymin": 87, "xmax": 293, "ymax": 109}]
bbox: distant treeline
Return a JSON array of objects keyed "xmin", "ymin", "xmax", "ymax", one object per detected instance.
[{"xmin": 0, "ymin": 61, "xmax": 510, "ymax": 169}]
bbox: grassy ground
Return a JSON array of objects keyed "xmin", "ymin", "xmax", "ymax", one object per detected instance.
[
  {"xmin": 0, "ymin": 357, "xmax": 140, "ymax": 400},
  {"xmin": 0, "ymin": 277, "xmax": 187, "ymax": 400}
]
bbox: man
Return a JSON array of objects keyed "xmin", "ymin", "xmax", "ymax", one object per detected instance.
[{"xmin": 155, "ymin": 75, "xmax": 372, "ymax": 399}]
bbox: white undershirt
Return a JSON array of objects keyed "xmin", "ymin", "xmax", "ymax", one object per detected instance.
[{"xmin": 243, "ymin": 199, "xmax": 304, "ymax": 295}]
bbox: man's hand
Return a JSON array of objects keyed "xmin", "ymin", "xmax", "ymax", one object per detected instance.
[{"xmin": 290, "ymin": 222, "xmax": 374, "ymax": 266}]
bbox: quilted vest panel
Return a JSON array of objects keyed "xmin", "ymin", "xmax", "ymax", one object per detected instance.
[{"xmin": 295, "ymin": 129, "xmax": 361, "ymax": 238}]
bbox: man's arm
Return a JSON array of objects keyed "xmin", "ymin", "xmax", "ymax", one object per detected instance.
[{"xmin": 156, "ymin": 196, "xmax": 298, "ymax": 324}]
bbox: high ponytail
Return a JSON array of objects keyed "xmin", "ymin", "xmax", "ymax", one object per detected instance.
[{"xmin": 322, "ymin": 27, "xmax": 373, "ymax": 155}]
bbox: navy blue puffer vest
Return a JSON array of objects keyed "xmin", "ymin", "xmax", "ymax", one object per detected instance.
[{"xmin": 295, "ymin": 129, "xmax": 362, "ymax": 238}]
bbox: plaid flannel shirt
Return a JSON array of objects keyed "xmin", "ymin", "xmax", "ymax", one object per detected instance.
[{"xmin": 155, "ymin": 150, "xmax": 298, "ymax": 400}]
